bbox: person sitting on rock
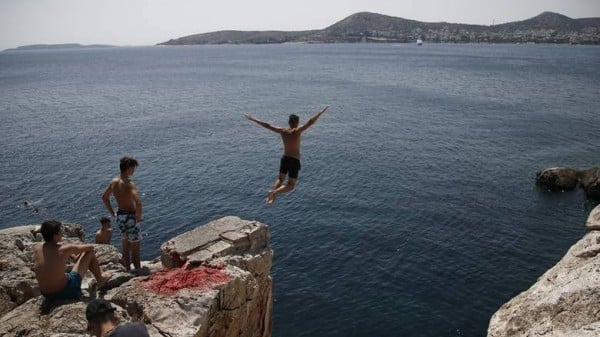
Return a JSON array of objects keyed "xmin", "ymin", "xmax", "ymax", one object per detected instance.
[
  {"xmin": 95, "ymin": 216, "xmax": 113, "ymax": 244},
  {"xmin": 33, "ymin": 220, "xmax": 110, "ymax": 301},
  {"xmin": 86, "ymin": 299, "xmax": 150, "ymax": 337}
]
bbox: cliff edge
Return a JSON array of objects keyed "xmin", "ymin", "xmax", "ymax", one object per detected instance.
[
  {"xmin": 0, "ymin": 216, "xmax": 273, "ymax": 337},
  {"xmin": 488, "ymin": 204, "xmax": 600, "ymax": 337}
]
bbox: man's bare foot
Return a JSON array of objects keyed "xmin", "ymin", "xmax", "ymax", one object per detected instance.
[{"xmin": 266, "ymin": 190, "xmax": 276, "ymax": 205}]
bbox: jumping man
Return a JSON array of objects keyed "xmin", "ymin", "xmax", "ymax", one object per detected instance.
[{"xmin": 244, "ymin": 106, "xmax": 328, "ymax": 205}]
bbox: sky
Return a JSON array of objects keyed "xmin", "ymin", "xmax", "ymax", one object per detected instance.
[{"xmin": 1, "ymin": 0, "xmax": 599, "ymax": 50}]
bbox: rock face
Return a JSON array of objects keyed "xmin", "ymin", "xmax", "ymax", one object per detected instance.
[
  {"xmin": 536, "ymin": 167, "xmax": 579, "ymax": 191},
  {"xmin": 488, "ymin": 204, "xmax": 600, "ymax": 337},
  {"xmin": 579, "ymin": 167, "xmax": 600, "ymax": 200},
  {"xmin": 0, "ymin": 216, "xmax": 273, "ymax": 337}
]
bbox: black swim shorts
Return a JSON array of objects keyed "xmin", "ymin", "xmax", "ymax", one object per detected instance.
[{"xmin": 279, "ymin": 155, "xmax": 301, "ymax": 179}]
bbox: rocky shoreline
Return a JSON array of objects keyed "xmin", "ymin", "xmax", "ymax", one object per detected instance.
[
  {"xmin": 488, "ymin": 204, "xmax": 600, "ymax": 336},
  {"xmin": 0, "ymin": 216, "xmax": 273, "ymax": 337},
  {"xmin": 489, "ymin": 166, "xmax": 600, "ymax": 336}
]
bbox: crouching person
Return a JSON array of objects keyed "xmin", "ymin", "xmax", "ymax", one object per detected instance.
[
  {"xmin": 33, "ymin": 220, "xmax": 109, "ymax": 301},
  {"xmin": 86, "ymin": 299, "xmax": 150, "ymax": 336}
]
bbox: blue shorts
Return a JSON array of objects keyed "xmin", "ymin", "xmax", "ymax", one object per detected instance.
[
  {"xmin": 43, "ymin": 271, "xmax": 82, "ymax": 301},
  {"xmin": 117, "ymin": 209, "xmax": 142, "ymax": 242}
]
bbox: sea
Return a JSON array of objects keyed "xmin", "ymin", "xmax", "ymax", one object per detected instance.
[{"xmin": 1, "ymin": 43, "xmax": 599, "ymax": 337}]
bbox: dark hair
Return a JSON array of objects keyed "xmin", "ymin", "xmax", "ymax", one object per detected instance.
[
  {"xmin": 119, "ymin": 156, "xmax": 138, "ymax": 173},
  {"xmin": 86, "ymin": 299, "xmax": 116, "ymax": 324},
  {"xmin": 40, "ymin": 220, "xmax": 61, "ymax": 242},
  {"xmin": 100, "ymin": 217, "xmax": 111, "ymax": 225},
  {"xmin": 289, "ymin": 114, "xmax": 299, "ymax": 128}
]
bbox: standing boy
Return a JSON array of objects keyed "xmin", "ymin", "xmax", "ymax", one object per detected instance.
[
  {"xmin": 102, "ymin": 157, "xmax": 143, "ymax": 272},
  {"xmin": 244, "ymin": 106, "xmax": 328, "ymax": 204}
]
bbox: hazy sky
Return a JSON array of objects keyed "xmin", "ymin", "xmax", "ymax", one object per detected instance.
[{"xmin": 1, "ymin": 0, "xmax": 599, "ymax": 50}]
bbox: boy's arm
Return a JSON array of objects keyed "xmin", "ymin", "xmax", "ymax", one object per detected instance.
[
  {"xmin": 244, "ymin": 114, "xmax": 284, "ymax": 133},
  {"xmin": 101, "ymin": 182, "xmax": 116, "ymax": 217},
  {"xmin": 132, "ymin": 182, "xmax": 143, "ymax": 222},
  {"xmin": 298, "ymin": 106, "xmax": 329, "ymax": 132},
  {"xmin": 59, "ymin": 243, "xmax": 94, "ymax": 257}
]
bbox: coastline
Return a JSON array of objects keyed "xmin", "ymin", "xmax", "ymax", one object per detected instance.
[{"xmin": 488, "ymin": 204, "xmax": 600, "ymax": 336}]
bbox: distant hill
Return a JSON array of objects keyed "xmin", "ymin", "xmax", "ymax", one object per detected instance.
[
  {"xmin": 4, "ymin": 43, "xmax": 115, "ymax": 52},
  {"xmin": 159, "ymin": 11, "xmax": 600, "ymax": 45}
]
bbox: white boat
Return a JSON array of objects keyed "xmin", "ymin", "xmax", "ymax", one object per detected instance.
[{"xmin": 416, "ymin": 39, "xmax": 423, "ymax": 45}]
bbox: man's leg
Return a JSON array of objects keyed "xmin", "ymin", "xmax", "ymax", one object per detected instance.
[
  {"xmin": 267, "ymin": 178, "xmax": 297, "ymax": 205},
  {"xmin": 267, "ymin": 173, "xmax": 286, "ymax": 203},
  {"xmin": 73, "ymin": 250, "xmax": 108, "ymax": 284},
  {"xmin": 273, "ymin": 173, "xmax": 285, "ymax": 190},
  {"xmin": 130, "ymin": 241, "xmax": 141, "ymax": 270},
  {"xmin": 121, "ymin": 239, "xmax": 131, "ymax": 271}
]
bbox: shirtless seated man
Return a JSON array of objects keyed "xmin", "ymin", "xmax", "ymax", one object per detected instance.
[
  {"xmin": 33, "ymin": 220, "xmax": 109, "ymax": 301},
  {"xmin": 245, "ymin": 106, "xmax": 328, "ymax": 205}
]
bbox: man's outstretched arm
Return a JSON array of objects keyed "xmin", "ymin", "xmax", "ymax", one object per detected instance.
[
  {"xmin": 244, "ymin": 114, "xmax": 283, "ymax": 133},
  {"xmin": 298, "ymin": 106, "xmax": 329, "ymax": 132}
]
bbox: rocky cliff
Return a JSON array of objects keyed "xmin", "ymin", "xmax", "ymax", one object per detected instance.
[
  {"xmin": 0, "ymin": 216, "xmax": 273, "ymax": 337},
  {"xmin": 488, "ymin": 204, "xmax": 600, "ymax": 336}
]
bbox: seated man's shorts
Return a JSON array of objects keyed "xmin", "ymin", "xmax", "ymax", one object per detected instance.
[{"xmin": 43, "ymin": 271, "xmax": 82, "ymax": 301}]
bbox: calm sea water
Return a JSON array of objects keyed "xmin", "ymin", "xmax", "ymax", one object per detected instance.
[{"xmin": 1, "ymin": 43, "xmax": 599, "ymax": 337}]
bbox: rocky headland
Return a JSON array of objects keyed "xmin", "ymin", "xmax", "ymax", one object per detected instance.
[
  {"xmin": 0, "ymin": 216, "xmax": 272, "ymax": 337},
  {"xmin": 488, "ymin": 204, "xmax": 600, "ymax": 336},
  {"xmin": 488, "ymin": 168, "xmax": 600, "ymax": 336},
  {"xmin": 159, "ymin": 12, "xmax": 600, "ymax": 46}
]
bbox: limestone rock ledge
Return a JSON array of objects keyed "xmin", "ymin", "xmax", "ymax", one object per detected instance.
[
  {"xmin": 0, "ymin": 216, "xmax": 273, "ymax": 337},
  {"xmin": 488, "ymin": 204, "xmax": 600, "ymax": 337}
]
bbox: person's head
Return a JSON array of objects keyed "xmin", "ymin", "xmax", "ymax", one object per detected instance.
[
  {"xmin": 40, "ymin": 220, "xmax": 62, "ymax": 243},
  {"xmin": 86, "ymin": 299, "xmax": 117, "ymax": 336},
  {"xmin": 100, "ymin": 217, "xmax": 111, "ymax": 228},
  {"xmin": 119, "ymin": 156, "xmax": 138, "ymax": 175},
  {"xmin": 288, "ymin": 114, "xmax": 299, "ymax": 128}
]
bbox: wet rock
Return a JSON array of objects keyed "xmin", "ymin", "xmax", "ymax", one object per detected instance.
[
  {"xmin": 535, "ymin": 167, "xmax": 579, "ymax": 191},
  {"xmin": 579, "ymin": 167, "xmax": 600, "ymax": 200}
]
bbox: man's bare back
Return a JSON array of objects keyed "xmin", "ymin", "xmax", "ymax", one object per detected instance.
[
  {"xmin": 280, "ymin": 128, "xmax": 302, "ymax": 159},
  {"xmin": 95, "ymin": 228, "xmax": 112, "ymax": 244},
  {"xmin": 34, "ymin": 243, "xmax": 70, "ymax": 294},
  {"xmin": 34, "ymin": 240, "xmax": 107, "ymax": 296}
]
